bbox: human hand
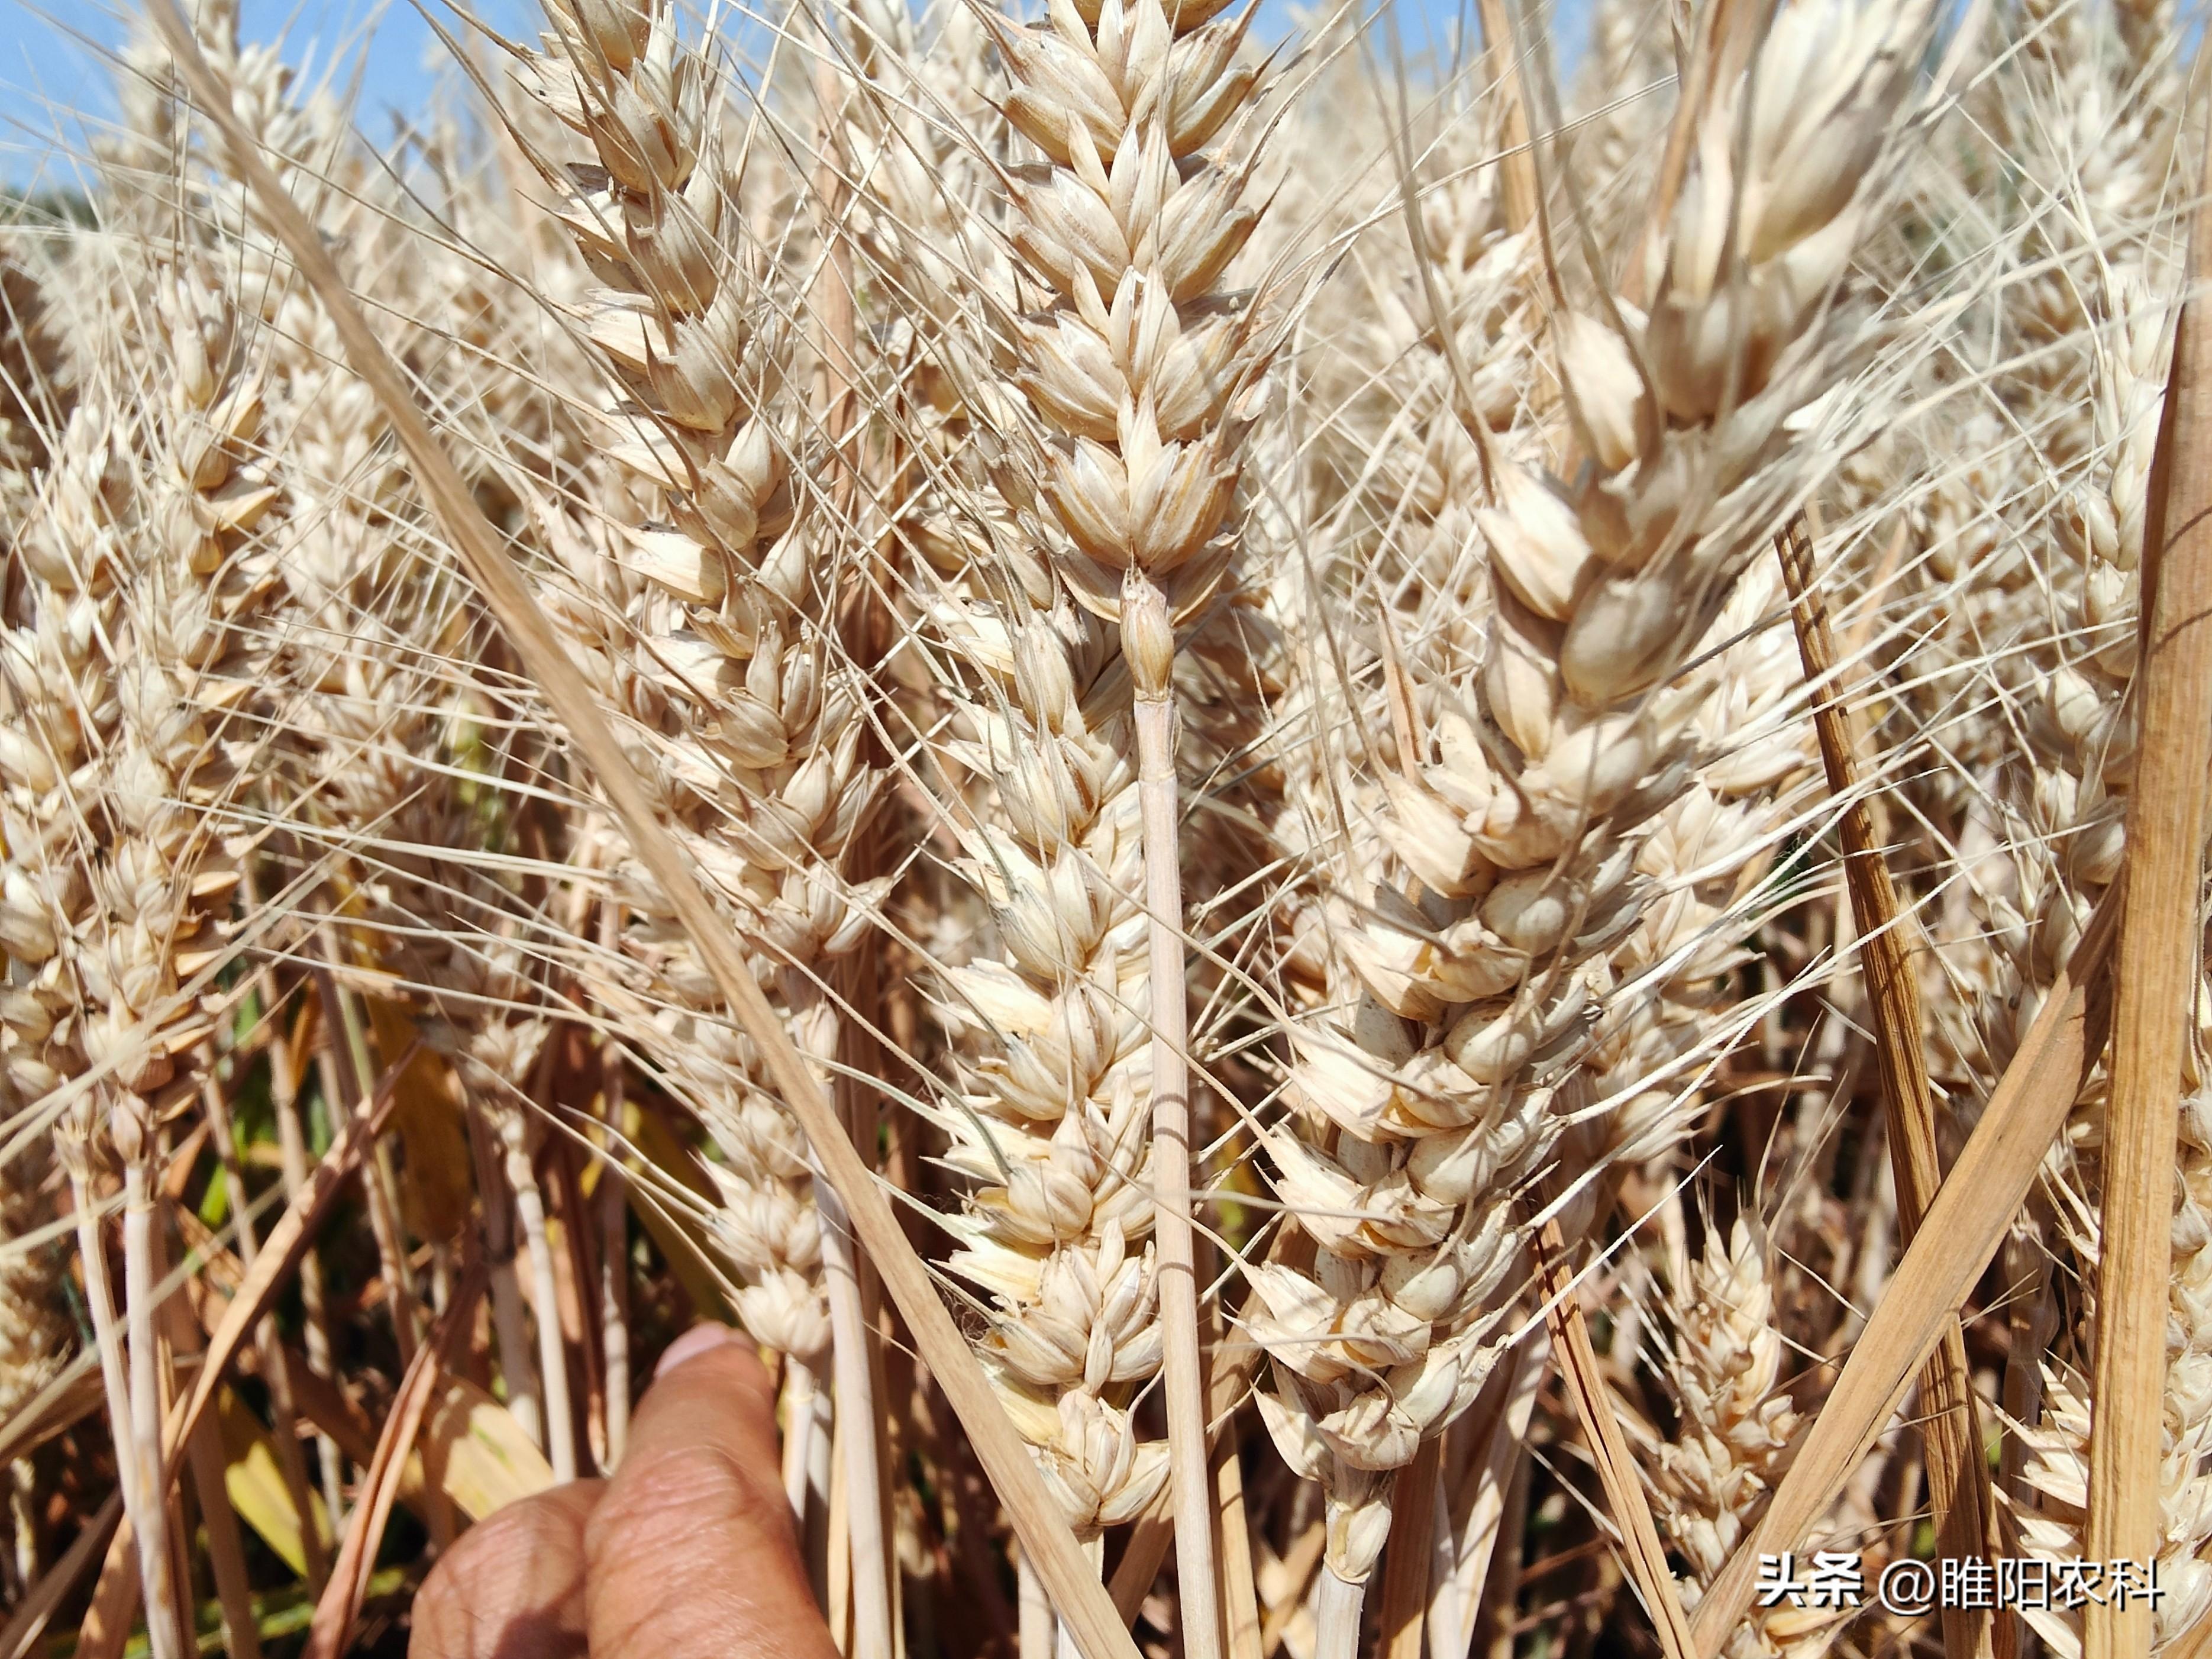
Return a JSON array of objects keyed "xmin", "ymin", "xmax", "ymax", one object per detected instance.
[{"xmin": 411, "ymin": 1325, "xmax": 837, "ymax": 1659}]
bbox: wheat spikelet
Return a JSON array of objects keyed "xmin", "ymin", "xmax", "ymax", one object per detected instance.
[{"xmin": 1300, "ymin": 112, "xmax": 1538, "ymax": 601}]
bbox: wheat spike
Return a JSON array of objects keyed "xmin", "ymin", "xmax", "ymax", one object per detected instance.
[
  {"xmin": 1248, "ymin": 0, "xmax": 1937, "ymax": 1642},
  {"xmin": 845, "ymin": 0, "xmax": 1292, "ymax": 1637}
]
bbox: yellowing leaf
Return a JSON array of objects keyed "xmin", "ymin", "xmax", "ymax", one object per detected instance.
[
  {"xmin": 415, "ymin": 1376, "xmax": 556, "ymax": 1519},
  {"xmin": 624, "ymin": 1100, "xmax": 734, "ymax": 1322},
  {"xmin": 366, "ymin": 997, "xmax": 474, "ymax": 1241},
  {"xmin": 217, "ymin": 1386, "xmax": 331, "ymax": 1576}
]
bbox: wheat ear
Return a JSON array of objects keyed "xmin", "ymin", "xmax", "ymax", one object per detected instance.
[
  {"xmin": 5, "ymin": 228, "xmax": 303, "ymax": 1648},
  {"xmin": 146, "ymin": 5, "xmax": 1157, "ymax": 1647},
  {"xmin": 1251, "ymin": 0, "xmax": 1936, "ymax": 1644},
  {"xmin": 0, "ymin": 283, "xmax": 72, "ymax": 1557},
  {"xmin": 1634, "ymin": 1221, "xmax": 1824, "ymax": 1659},
  {"xmin": 837, "ymin": 49, "xmax": 1174, "ymax": 1611},
  {"xmin": 905, "ymin": 0, "xmax": 1292, "ymax": 1633},
  {"xmin": 504, "ymin": 0, "xmax": 898, "ymax": 1626},
  {"xmin": 5, "ymin": 394, "xmax": 162, "ymax": 1638}
]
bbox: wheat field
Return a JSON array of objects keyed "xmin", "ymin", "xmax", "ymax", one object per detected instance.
[{"xmin": 0, "ymin": 0, "xmax": 2204, "ymax": 1652}]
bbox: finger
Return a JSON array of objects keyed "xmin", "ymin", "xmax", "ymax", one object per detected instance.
[
  {"xmin": 409, "ymin": 1479, "xmax": 603, "ymax": 1659},
  {"xmin": 584, "ymin": 1326, "xmax": 836, "ymax": 1659}
]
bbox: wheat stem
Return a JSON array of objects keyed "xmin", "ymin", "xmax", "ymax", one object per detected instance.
[
  {"xmin": 816, "ymin": 1168, "xmax": 893, "ymax": 1659},
  {"xmin": 311, "ymin": 963, "xmax": 418, "ymax": 1366},
  {"xmin": 1020, "ymin": 1551, "xmax": 1054, "ymax": 1659},
  {"xmin": 8, "ymin": 1463, "xmax": 35, "ymax": 1596},
  {"xmin": 118, "ymin": 1138, "xmax": 180, "ymax": 1659},
  {"xmin": 782, "ymin": 1359, "xmax": 823, "ymax": 1524},
  {"xmin": 1215, "ymin": 1425, "xmax": 1263, "ymax": 1659},
  {"xmin": 505, "ymin": 1134, "xmax": 579, "ymax": 1485},
  {"xmin": 464, "ymin": 1098, "xmax": 540, "ymax": 1451},
  {"xmin": 62, "ymin": 1147, "xmax": 140, "ymax": 1560},
  {"xmin": 805, "ymin": 63, "xmax": 896, "ymax": 1656},
  {"xmin": 1317, "ymin": 1566, "xmax": 1367, "ymax": 1659},
  {"xmin": 1110, "ymin": 1282, "xmax": 1274, "ymax": 1620},
  {"xmin": 1124, "ymin": 576, "xmax": 1220, "ymax": 1659}
]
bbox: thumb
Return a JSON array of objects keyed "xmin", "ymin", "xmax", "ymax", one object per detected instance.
[{"xmin": 582, "ymin": 1326, "xmax": 835, "ymax": 1659}]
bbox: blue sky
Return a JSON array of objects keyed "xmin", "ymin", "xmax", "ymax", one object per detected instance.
[
  {"xmin": 4, "ymin": 0, "xmax": 537, "ymax": 189},
  {"xmin": 1, "ymin": 0, "xmax": 1570, "ymax": 191}
]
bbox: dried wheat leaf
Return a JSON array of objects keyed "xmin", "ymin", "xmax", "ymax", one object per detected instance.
[
  {"xmin": 1689, "ymin": 886, "xmax": 2120, "ymax": 1655},
  {"xmin": 1776, "ymin": 514, "xmax": 2001, "ymax": 1659},
  {"xmin": 419, "ymin": 1376, "xmax": 559, "ymax": 1521},
  {"xmin": 216, "ymin": 1385, "xmax": 332, "ymax": 1578},
  {"xmin": 2082, "ymin": 99, "xmax": 2212, "ymax": 1659},
  {"xmin": 363, "ymin": 998, "xmax": 474, "ymax": 1242}
]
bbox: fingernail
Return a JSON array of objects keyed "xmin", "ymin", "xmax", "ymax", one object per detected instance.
[{"xmin": 655, "ymin": 1322, "xmax": 739, "ymax": 1380}]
